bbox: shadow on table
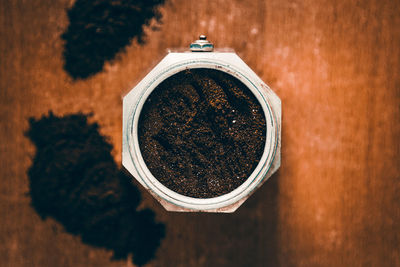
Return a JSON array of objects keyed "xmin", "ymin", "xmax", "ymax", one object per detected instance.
[{"xmin": 155, "ymin": 171, "xmax": 280, "ymax": 266}]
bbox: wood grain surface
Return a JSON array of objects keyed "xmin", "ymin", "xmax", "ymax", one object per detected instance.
[{"xmin": 0, "ymin": 0, "xmax": 399, "ymax": 266}]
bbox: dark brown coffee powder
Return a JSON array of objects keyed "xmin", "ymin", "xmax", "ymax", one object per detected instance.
[
  {"xmin": 138, "ymin": 68, "xmax": 266, "ymax": 198},
  {"xmin": 26, "ymin": 112, "xmax": 165, "ymax": 266}
]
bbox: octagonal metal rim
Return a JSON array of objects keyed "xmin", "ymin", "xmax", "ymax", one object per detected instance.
[{"xmin": 123, "ymin": 52, "xmax": 279, "ymax": 211}]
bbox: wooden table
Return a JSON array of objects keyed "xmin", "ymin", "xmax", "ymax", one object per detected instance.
[{"xmin": 0, "ymin": 0, "xmax": 399, "ymax": 266}]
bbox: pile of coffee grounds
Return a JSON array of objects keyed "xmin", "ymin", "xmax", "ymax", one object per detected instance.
[
  {"xmin": 138, "ymin": 69, "xmax": 266, "ymax": 198},
  {"xmin": 61, "ymin": 0, "xmax": 165, "ymax": 79},
  {"xmin": 26, "ymin": 112, "xmax": 165, "ymax": 266}
]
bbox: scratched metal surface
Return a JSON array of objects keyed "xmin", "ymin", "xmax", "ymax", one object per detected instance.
[{"xmin": 0, "ymin": 0, "xmax": 399, "ymax": 266}]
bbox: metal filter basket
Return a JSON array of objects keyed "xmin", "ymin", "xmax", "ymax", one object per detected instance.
[{"xmin": 122, "ymin": 36, "xmax": 281, "ymax": 212}]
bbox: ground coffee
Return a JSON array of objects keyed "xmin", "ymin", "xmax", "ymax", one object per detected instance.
[
  {"xmin": 138, "ymin": 68, "xmax": 266, "ymax": 198},
  {"xmin": 26, "ymin": 112, "xmax": 165, "ymax": 266},
  {"xmin": 62, "ymin": 0, "xmax": 165, "ymax": 79}
]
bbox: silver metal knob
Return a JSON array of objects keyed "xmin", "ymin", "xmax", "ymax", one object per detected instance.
[{"xmin": 190, "ymin": 35, "xmax": 214, "ymax": 52}]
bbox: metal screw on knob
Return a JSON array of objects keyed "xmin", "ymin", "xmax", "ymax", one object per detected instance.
[{"xmin": 190, "ymin": 34, "xmax": 214, "ymax": 52}]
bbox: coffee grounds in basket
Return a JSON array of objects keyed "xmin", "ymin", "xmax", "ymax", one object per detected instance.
[{"xmin": 138, "ymin": 68, "xmax": 266, "ymax": 198}]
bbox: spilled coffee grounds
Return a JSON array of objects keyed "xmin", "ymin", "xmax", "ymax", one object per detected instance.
[
  {"xmin": 62, "ymin": 0, "xmax": 165, "ymax": 79},
  {"xmin": 138, "ymin": 69, "xmax": 266, "ymax": 198},
  {"xmin": 26, "ymin": 112, "xmax": 164, "ymax": 266}
]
